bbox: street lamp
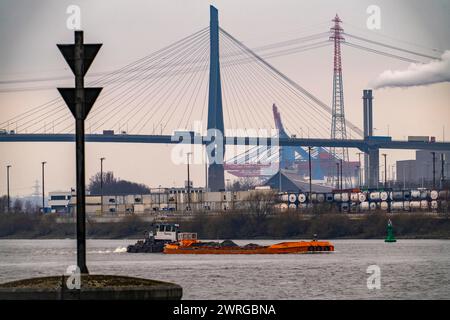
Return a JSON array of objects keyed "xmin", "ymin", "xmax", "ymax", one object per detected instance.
[
  {"xmin": 186, "ymin": 152, "xmax": 192, "ymax": 211},
  {"xmin": 41, "ymin": 161, "xmax": 47, "ymax": 212},
  {"xmin": 6, "ymin": 165, "xmax": 11, "ymax": 213},
  {"xmin": 308, "ymin": 147, "xmax": 313, "ymax": 199},
  {"xmin": 336, "ymin": 162, "xmax": 340, "ymax": 190},
  {"xmin": 382, "ymin": 153, "xmax": 387, "ymax": 189},
  {"xmin": 431, "ymin": 152, "xmax": 436, "ymax": 189},
  {"xmin": 100, "ymin": 157, "xmax": 105, "ymax": 213},
  {"xmin": 356, "ymin": 152, "xmax": 364, "ymax": 188}
]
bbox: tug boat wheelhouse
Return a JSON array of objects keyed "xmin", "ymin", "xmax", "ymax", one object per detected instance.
[{"xmin": 127, "ymin": 223, "xmax": 179, "ymax": 253}]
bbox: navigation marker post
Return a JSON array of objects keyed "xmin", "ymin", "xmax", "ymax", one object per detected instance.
[{"xmin": 57, "ymin": 31, "xmax": 102, "ymax": 274}]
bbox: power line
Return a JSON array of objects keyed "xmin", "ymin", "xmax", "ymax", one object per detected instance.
[{"xmin": 344, "ymin": 32, "xmax": 440, "ymax": 60}]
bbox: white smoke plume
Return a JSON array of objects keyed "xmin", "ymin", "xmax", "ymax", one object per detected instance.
[{"xmin": 371, "ymin": 50, "xmax": 450, "ymax": 89}]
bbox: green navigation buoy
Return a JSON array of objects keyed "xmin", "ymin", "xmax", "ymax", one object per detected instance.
[{"xmin": 385, "ymin": 219, "xmax": 397, "ymax": 243}]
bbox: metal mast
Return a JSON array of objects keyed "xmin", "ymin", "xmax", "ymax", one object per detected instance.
[{"xmin": 330, "ymin": 14, "xmax": 349, "ymax": 187}]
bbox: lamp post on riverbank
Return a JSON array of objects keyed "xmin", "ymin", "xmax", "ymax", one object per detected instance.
[
  {"xmin": 100, "ymin": 157, "xmax": 105, "ymax": 213},
  {"xmin": 41, "ymin": 161, "xmax": 46, "ymax": 212},
  {"xmin": 6, "ymin": 165, "xmax": 11, "ymax": 212}
]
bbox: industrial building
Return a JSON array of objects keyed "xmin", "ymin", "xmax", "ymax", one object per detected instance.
[
  {"xmin": 396, "ymin": 150, "xmax": 449, "ymax": 186},
  {"xmin": 264, "ymin": 170, "xmax": 333, "ymax": 193},
  {"xmin": 67, "ymin": 188, "xmax": 274, "ymax": 216},
  {"xmin": 48, "ymin": 191, "xmax": 72, "ymax": 213}
]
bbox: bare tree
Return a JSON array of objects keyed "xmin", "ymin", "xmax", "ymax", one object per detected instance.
[
  {"xmin": 245, "ymin": 191, "xmax": 276, "ymax": 219},
  {"xmin": 229, "ymin": 177, "xmax": 260, "ymax": 191},
  {"xmin": 88, "ymin": 171, "xmax": 150, "ymax": 195},
  {"xmin": 13, "ymin": 198, "xmax": 23, "ymax": 213}
]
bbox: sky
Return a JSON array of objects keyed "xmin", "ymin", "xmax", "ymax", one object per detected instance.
[{"xmin": 0, "ymin": 0, "xmax": 449, "ymax": 196}]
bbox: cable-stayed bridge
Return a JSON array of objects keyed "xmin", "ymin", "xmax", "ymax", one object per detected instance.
[{"xmin": 1, "ymin": 6, "xmax": 449, "ymax": 191}]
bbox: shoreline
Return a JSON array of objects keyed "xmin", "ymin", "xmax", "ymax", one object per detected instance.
[
  {"xmin": 1, "ymin": 212, "xmax": 449, "ymax": 240},
  {"xmin": 1, "ymin": 235, "xmax": 449, "ymax": 240}
]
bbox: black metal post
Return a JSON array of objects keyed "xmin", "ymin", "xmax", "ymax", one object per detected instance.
[
  {"xmin": 382, "ymin": 153, "xmax": 387, "ymax": 189},
  {"xmin": 58, "ymin": 31, "xmax": 102, "ymax": 274},
  {"xmin": 100, "ymin": 157, "xmax": 105, "ymax": 213},
  {"xmin": 187, "ymin": 152, "xmax": 191, "ymax": 211},
  {"xmin": 57, "ymin": 32, "xmax": 102, "ymax": 275},
  {"xmin": 73, "ymin": 32, "xmax": 89, "ymax": 274},
  {"xmin": 41, "ymin": 161, "xmax": 46, "ymax": 211},
  {"xmin": 441, "ymin": 153, "xmax": 445, "ymax": 189},
  {"xmin": 336, "ymin": 162, "xmax": 340, "ymax": 190},
  {"xmin": 308, "ymin": 147, "xmax": 312, "ymax": 200},
  {"xmin": 6, "ymin": 165, "xmax": 11, "ymax": 213},
  {"xmin": 431, "ymin": 152, "xmax": 436, "ymax": 189}
]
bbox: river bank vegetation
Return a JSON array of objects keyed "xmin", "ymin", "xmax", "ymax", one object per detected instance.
[{"xmin": 0, "ymin": 211, "xmax": 449, "ymax": 239}]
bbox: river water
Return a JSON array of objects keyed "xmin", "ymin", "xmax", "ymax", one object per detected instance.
[{"xmin": 0, "ymin": 239, "xmax": 448, "ymax": 299}]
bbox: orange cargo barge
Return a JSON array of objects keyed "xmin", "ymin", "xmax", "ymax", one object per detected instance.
[{"xmin": 163, "ymin": 233, "xmax": 334, "ymax": 254}]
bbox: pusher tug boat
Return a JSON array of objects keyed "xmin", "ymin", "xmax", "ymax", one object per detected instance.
[
  {"xmin": 127, "ymin": 223, "xmax": 180, "ymax": 253},
  {"xmin": 163, "ymin": 233, "xmax": 334, "ymax": 254}
]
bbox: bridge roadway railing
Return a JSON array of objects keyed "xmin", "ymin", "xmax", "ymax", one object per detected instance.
[{"xmin": 1, "ymin": 133, "xmax": 450, "ymax": 151}]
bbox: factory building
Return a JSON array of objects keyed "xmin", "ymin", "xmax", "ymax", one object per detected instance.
[
  {"xmin": 48, "ymin": 191, "xmax": 72, "ymax": 213},
  {"xmin": 397, "ymin": 150, "xmax": 450, "ymax": 186},
  {"xmin": 67, "ymin": 188, "xmax": 274, "ymax": 216},
  {"xmin": 264, "ymin": 170, "xmax": 333, "ymax": 193}
]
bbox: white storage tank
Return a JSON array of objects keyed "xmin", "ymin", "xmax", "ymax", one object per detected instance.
[
  {"xmin": 350, "ymin": 193, "xmax": 359, "ymax": 202},
  {"xmin": 288, "ymin": 203, "xmax": 297, "ymax": 209},
  {"xmin": 391, "ymin": 202, "xmax": 403, "ymax": 210},
  {"xmin": 333, "ymin": 193, "xmax": 342, "ymax": 202},
  {"xmin": 298, "ymin": 193, "xmax": 307, "ymax": 203},
  {"xmin": 358, "ymin": 193, "xmax": 367, "ymax": 202},
  {"xmin": 420, "ymin": 200, "xmax": 429, "ymax": 210},
  {"xmin": 410, "ymin": 190, "xmax": 421, "ymax": 200},
  {"xmin": 410, "ymin": 201, "xmax": 421, "ymax": 209},
  {"xmin": 326, "ymin": 193, "xmax": 334, "ymax": 202},
  {"xmin": 420, "ymin": 191, "xmax": 428, "ymax": 200},
  {"xmin": 380, "ymin": 201, "xmax": 389, "ymax": 210},
  {"xmin": 280, "ymin": 194, "xmax": 289, "ymax": 202},
  {"xmin": 430, "ymin": 190, "xmax": 439, "ymax": 200},
  {"xmin": 341, "ymin": 193, "xmax": 349, "ymax": 202},
  {"xmin": 403, "ymin": 201, "xmax": 410, "ymax": 211},
  {"xmin": 380, "ymin": 192, "xmax": 389, "ymax": 201},
  {"xmin": 288, "ymin": 194, "xmax": 297, "ymax": 203},
  {"xmin": 431, "ymin": 201, "xmax": 438, "ymax": 209},
  {"xmin": 360, "ymin": 201, "xmax": 370, "ymax": 211},
  {"xmin": 391, "ymin": 191, "xmax": 404, "ymax": 201},
  {"xmin": 316, "ymin": 193, "xmax": 325, "ymax": 203},
  {"xmin": 369, "ymin": 192, "xmax": 380, "ymax": 201},
  {"xmin": 369, "ymin": 202, "xmax": 377, "ymax": 210}
]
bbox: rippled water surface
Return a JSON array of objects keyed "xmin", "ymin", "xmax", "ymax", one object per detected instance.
[{"xmin": 0, "ymin": 239, "xmax": 449, "ymax": 299}]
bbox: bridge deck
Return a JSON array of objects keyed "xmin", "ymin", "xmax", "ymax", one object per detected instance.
[{"xmin": 1, "ymin": 133, "xmax": 449, "ymax": 151}]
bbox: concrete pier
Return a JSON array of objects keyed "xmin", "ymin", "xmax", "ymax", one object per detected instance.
[{"xmin": 0, "ymin": 275, "xmax": 182, "ymax": 300}]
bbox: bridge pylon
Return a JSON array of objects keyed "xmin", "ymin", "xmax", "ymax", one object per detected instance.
[{"xmin": 206, "ymin": 5, "xmax": 225, "ymax": 191}]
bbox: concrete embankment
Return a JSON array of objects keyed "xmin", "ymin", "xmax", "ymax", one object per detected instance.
[{"xmin": 0, "ymin": 275, "xmax": 182, "ymax": 300}]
